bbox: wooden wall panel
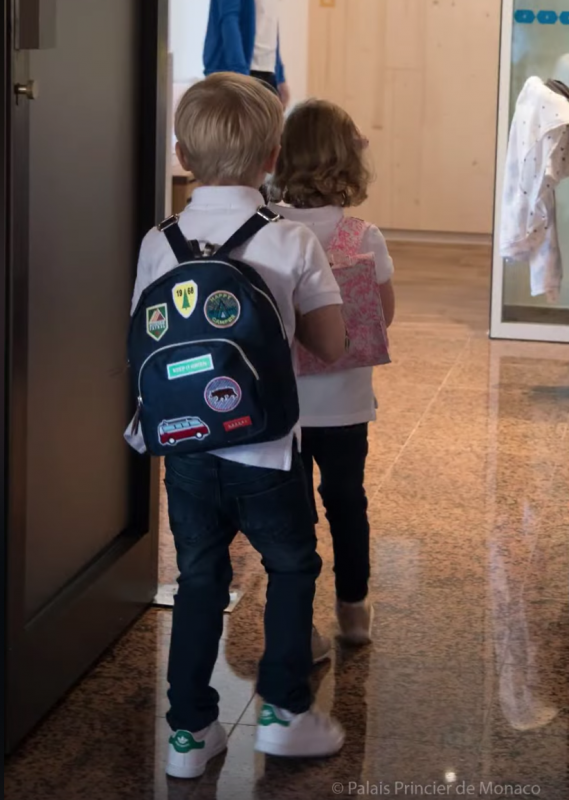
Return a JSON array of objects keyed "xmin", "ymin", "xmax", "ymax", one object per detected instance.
[
  {"xmin": 307, "ymin": 0, "xmax": 501, "ymax": 235},
  {"xmin": 391, "ymin": 69, "xmax": 424, "ymax": 229},
  {"xmin": 384, "ymin": 0, "xmax": 425, "ymax": 71}
]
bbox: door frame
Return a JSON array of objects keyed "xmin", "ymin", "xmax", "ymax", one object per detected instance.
[
  {"xmin": 3, "ymin": 0, "xmax": 169, "ymax": 753},
  {"xmin": 1, "ymin": 0, "xmax": 9, "ymax": 759}
]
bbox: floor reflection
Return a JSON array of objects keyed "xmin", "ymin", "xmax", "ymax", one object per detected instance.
[{"xmin": 5, "ymin": 243, "xmax": 568, "ymax": 799}]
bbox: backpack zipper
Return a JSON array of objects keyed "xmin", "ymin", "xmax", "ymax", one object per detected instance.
[
  {"xmin": 136, "ymin": 338, "xmax": 260, "ymax": 411},
  {"xmin": 250, "ymin": 285, "xmax": 286, "ymax": 339},
  {"xmin": 161, "ymin": 259, "xmax": 287, "ymax": 339}
]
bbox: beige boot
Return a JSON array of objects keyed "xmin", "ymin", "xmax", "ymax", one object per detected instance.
[{"xmin": 336, "ymin": 599, "xmax": 374, "ymax": 645}]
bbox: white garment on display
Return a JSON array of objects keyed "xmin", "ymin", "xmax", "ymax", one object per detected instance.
[
  {"xmin": 554, "ymin": 56, "xmax": 569, "ymax": 309},
  {"xmin": 500, "ymin": 73, "xmax": 569, "ymax": 302},
  {"xmin": 251, "ymin": 0, "xmax": 279, "ymax": 73}
]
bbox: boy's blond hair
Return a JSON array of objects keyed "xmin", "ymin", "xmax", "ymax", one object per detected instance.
[{"xmin": 175, "ymin": 73, "xmax": 283, "ymax": 187}]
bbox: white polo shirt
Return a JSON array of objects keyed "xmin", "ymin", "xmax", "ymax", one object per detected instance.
[
  {"xmin": 251, "ymin": 0, "xmax": 279, "ymax": 73},
  {"xmin": 130, "ymin": 187, "xmax": 342, "ymax": 470}
]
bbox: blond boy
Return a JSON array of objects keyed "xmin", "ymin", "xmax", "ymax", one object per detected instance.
[{"xmin": 132, "ymin": 74, "xmax": 346, "ymax": 778}]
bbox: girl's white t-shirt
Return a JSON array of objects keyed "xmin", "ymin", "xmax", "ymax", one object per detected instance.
[{"xmin": 271, "ymin": 204, "xmax": 394, "ymax": 428}]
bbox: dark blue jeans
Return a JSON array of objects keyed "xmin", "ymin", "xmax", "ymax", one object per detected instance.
[
  {"xmin": 164, "ymin": 449, "xmax": 321, "ymax": 733},
  {"xmin": 301, "ymin": 424, "xmax": 370, "ymax": 604}
]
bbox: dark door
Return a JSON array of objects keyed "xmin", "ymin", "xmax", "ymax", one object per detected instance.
[{"xmin": 3, "ymin": 0, "xmax": 168, "ymax": 752}]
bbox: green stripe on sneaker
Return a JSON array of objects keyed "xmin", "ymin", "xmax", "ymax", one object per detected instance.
[
  {"xmin": 258, "ymin": 704, "xmax": 290, "ymax": 727},
  {"xmin": 169, "ymin": 731, "xmax": 206, "ymax": 753}
]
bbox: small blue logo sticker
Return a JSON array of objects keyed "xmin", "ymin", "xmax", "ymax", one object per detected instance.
[
  {"xmin": 560, "ymin": 11, "xmax": 569, "ymax": 24},
  {"xmin": 514, "ymin": 9, "xmax": 535, "ymax": 23},
  {"xmin": 204, "ymin": 377, "xmax": 242, "ymax": 413},
  {"xmin": 537, "ymin": 10, "xmax": 558, "ymax": 24}
]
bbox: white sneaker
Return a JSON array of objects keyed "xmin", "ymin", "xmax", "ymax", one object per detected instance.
[
  {"xmin": 255, "ymin": 704, "xmax": 345, "ymax": 757},
  {"xmin": 312, "ymin": 626, "xmax": 332, "ymax": 664},
  {"xmin": 166, "ymin": 721, "xmax": 227, "ymax": 779},
  {"xmin": 336, "ymin": 598, "xmax": 374, "ymax": 645}
]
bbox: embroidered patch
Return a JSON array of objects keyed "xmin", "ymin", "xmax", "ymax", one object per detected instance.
[
  {"xmin": 172, "ymin": 280, "xmax": 198, "ymax": 319},
  {"xmin": 204, "ymin": 291, "xmax": 241, "ymax": 328},
  {"xmin": 204, "ymin": 377, "xmax": 242, "ymax": 413},
  {"xmin": 158, "ymin": 416, "xmax": 210, "ymax": 446},
  {"xmin": 167, "ymin": 354, "xmax": 214, "ymax": 381},
  {"xmin": 146, "ymin": 304, "xmax": 168, "ymax": 341},
  {"xmin": 223, "ymin": 416, "xmax": 252, "ymax": 432}
]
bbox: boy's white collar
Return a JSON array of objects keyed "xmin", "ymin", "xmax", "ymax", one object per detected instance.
[{"xmin": 189, "ymin": 186, "xmax": 264, "ymax": 209}]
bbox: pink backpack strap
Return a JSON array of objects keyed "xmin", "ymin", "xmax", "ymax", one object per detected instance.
[{"xmin": 327, "ymin": 216, "xmax": 371, "ymax": 261}]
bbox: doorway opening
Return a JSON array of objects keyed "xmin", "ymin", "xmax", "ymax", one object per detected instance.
[{"xmin": 154, "ymin": 0, "xmax": 500, "ymax": 605}]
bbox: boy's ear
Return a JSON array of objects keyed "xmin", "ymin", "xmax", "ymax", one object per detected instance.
[
  {"xmin": 263, "ymin": 144, "xmax": 281, "ymax": 176},
  {"xmin": 175, "ymin": 141, "xmax": 191, "ymax": 172}
]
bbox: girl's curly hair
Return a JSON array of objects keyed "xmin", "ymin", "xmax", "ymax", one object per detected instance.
[{"xmin": 272, "ymin": 99, "xmax": 372, "ymax": 209}]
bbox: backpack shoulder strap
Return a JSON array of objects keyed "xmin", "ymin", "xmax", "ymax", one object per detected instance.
[
  {"xmin": 327, "ymin": 216, "xmax": 371, "ymax": 260},
  {"xmin": 158, "ymin": 215, "xmax": 201, "ymax": 263},
  {"xmin": 216, "ymin": 206, "xmax": 281, "ymax": 257}
]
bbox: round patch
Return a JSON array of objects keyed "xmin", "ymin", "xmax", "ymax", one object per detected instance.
[
  {"xmin": 204, "ymin": 377, "xmax": 242, "ymax": 413},
  {"xmin": 204, "ymin": 291, "xmax": 241, "ymax": 328}
]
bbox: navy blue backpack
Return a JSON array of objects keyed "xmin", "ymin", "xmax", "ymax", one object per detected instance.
[{"xmin": 128, "ymin": 207, "xmax": 299, "ymax": 456}]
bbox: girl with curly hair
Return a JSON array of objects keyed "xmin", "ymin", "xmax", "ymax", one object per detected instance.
[{"xmin": 271, "ymin": 99, "xmax": 395, "ymax": 645}]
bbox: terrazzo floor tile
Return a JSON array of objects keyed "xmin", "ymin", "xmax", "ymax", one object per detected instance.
[{"xmin": 5, "ymin": 243, "xmax": 568, "ymax": 800}]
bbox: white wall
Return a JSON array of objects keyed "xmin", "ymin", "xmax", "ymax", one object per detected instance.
[
  {"xmin": 169, "ymin": 0, "xmax": 208, "ymax": 83},
  {"xmin": 168, "ymin": 0, "xmax": 310, "ymax": 103},
  {"xmin": 279, "ymin": 0, "xmax": 309, "ymax": 106}
]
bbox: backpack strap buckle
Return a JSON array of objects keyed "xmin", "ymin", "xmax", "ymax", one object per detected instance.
[
  {"xmin": 158, "ymin": 214, "xmax": 201, "ymax": 263},
  {"xmin": 157, "ymin": 214, "xmax": 180, "ymax": 233},
  {"xmin": 256, "ymin": 206, "xmax": 281, "ymax": 223}
]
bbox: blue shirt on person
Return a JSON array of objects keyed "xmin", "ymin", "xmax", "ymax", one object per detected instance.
[{"xmin": 203, "ymin": 0, "xmax": 285, "ymax": 85}]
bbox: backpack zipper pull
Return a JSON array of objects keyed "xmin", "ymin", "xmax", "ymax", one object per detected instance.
[{"xmin": 132, "ymin": 397, "xmax": 142, "ymax": 435}]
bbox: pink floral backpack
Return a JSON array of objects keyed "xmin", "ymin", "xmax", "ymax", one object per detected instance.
[{"xmin": 295, "ymin": 216, "xmax": 391, "ymax": 376}]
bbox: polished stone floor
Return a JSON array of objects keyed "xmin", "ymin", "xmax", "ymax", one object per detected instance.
[{"xmin": 6, "ymin": 243, "xmax": 569, "ymax": 799}]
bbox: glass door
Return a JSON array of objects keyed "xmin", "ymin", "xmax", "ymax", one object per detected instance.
[{"xmin": 491, "ymin": 0, "xmax": 569, "ymax": 342}]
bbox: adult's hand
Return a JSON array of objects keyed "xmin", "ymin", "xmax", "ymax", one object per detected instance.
[{"xmin": 278, "ymin": 81, "xmax": 291, "ymax": 110}]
